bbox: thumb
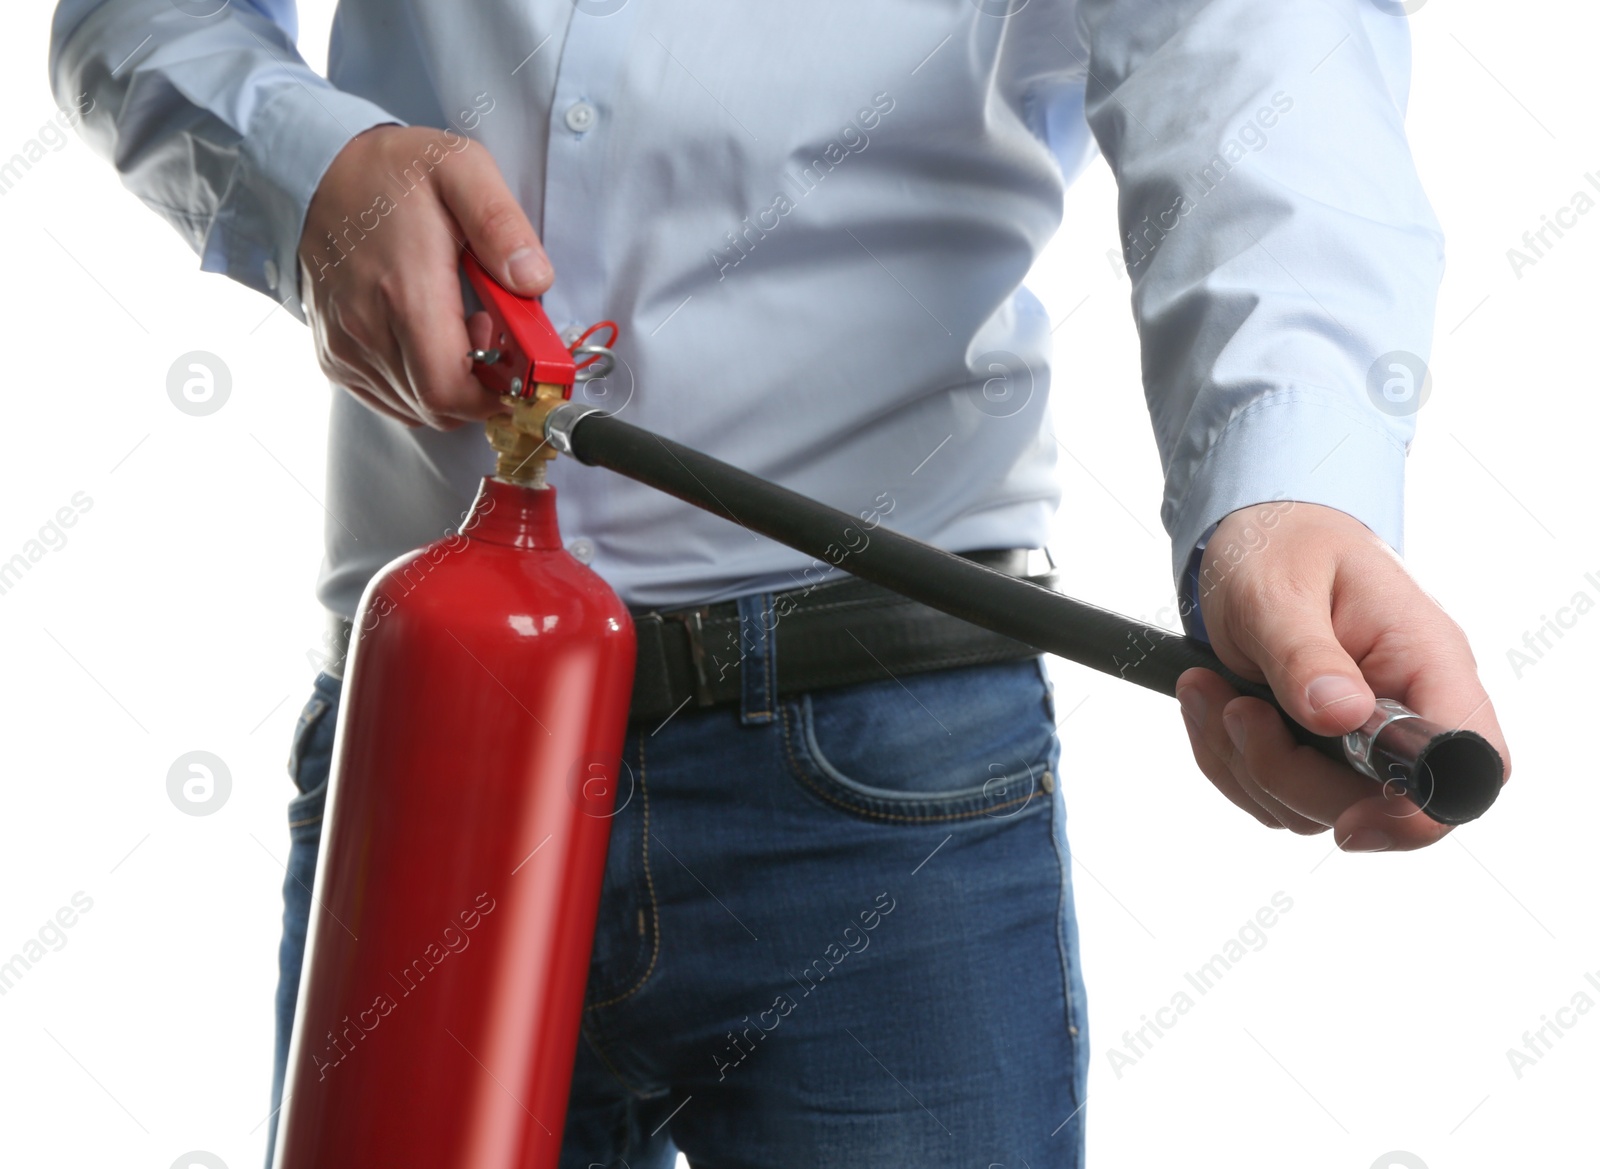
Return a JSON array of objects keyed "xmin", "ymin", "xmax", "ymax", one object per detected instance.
[
  {"xmin": 436, "ymin": 140, "xmax": 552, "ymax": 295},
  {"xmin": 1236, "ymin": 588, "xmax": 1375, "ymax": 738}
]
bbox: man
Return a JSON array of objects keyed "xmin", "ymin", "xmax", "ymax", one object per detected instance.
[{"xmin": 50, "ymin": 0, "xmax": 1511, "ymax": 1165}]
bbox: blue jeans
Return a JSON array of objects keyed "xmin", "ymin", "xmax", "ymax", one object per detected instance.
[{"xmin": 269, "ymin": 627, "xmax": 1089, "ymax": 1167}]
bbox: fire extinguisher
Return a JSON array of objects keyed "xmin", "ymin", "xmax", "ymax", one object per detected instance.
[
  {"xmin": 270, "ymin": 256, "xmax": 635, "ymax": 1168},
  {"xmin": 273, "ymin": 251, "xmax": 1505, "ymax": 1168}
]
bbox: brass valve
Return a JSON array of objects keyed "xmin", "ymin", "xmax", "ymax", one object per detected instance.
[{"xmin": 486, "ymin": 383, "xmax": 568, "ymax": 486}]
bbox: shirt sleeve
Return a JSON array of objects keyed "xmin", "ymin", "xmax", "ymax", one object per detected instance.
[
  {"xmin": 48, "ymin": 0, "xmax": 404, "ymax": 322},
  {"xmin": 1075, "ymin": 0, "xmax": 1444, "ymax": 597}
]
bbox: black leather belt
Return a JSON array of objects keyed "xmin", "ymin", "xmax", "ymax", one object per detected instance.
[
  {"xmin": 625, "ymin": 548, "xmax": 1055, "ymax": 725},
  {"xmin": 323, "ymin": 548, "xmax": 1056, "ymax": 724}
]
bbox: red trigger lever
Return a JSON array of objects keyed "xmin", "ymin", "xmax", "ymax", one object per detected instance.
[{"xmin": 462, "ymin": 252, "xmax": 590, "ymax": 401}]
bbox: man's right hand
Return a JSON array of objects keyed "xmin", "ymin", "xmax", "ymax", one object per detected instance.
[{"xmin": 296, "ymin": 125, "xmax": 554, "ymax": 430}]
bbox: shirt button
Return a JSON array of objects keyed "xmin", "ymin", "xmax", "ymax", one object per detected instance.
[
  {"xmin": 264, "ymin": 258, "xmax": 278, "ymax": 289},
  {"xmin": 568, "ymin": 538, "xmax": 595, "ymax": 564},
  {"xmin": 564, "ymin": 101, "xmax": 597, "ymax": 133}
]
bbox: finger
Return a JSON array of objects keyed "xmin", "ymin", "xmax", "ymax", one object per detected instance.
[
  {"xmin": 1333, "ymin": 626, "xmax": 1504, "ymax": 849},
  {"xmin": 389, "ymin": 175, "xmax": 537, "ymax": 424},
  {"xmin": 346, "ymin": 342, "xmax": 420, "ymax": 424},
  {"xmin": 328, "ymin": 361, "xmax": 420, "ymax": 426},
  {"xmin": 466, "ymin": 310, "xmax": 494, "ymax": 351},
  {"xmin": 314, "ymin": 333, "xmax": 420, "ymax": 425},
  {"xmin": 1333, "ymin": 790, "xmax": 1454, "ymax": 853},
  {"xmin": 326, "ymin": 296, "xmax": 420, "ymax": 414},
  {"xmin": 384, "ymin": 211, "xmax": 506, "ymax": 424},
  {"xmin": 1297, "ymin": 589, "xmax": 1510, "ymax": 837},
  {"xmin": 1221, "ymin": 692, "xmax": 1386, "ymax": 832},
  {"xmin": 345, "ymin": 381, "xmax": 421, "ymax": 427},
  {"xmin": 312, "ymin": 331, "xmax": 419, "ymax": 428},
  {"xmin": 435, "ymin": 142, "xmax": 552, "ymax": 295},
  {"xmin": 324, "ymin": 196, "xmax": 498, "ymax": 425},
  {"xmin": 390, "ymin": 287, "xmax": 495, "ymax": 426},
  {"xmin": 1176, "ymin": 680, "xmax": 1284, "ymax": 830},
  {"xmin": 1177, "ymin": 667, "xmax": 1304, "ymax": 831},
  {"xmin": 1390, "ymin": 622, "xmax": 1514, "ymax": 784},
  {"xmin": 1229, "ymin": 575, "xmax": 1376, "ymax": 739}
]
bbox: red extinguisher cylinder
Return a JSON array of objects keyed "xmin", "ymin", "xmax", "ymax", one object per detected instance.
[{"xmin": 271, "ymin": 476, "xmax": 636, "ymax": 1168}]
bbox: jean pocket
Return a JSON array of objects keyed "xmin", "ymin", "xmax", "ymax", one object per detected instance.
[
  {"xmin": 286, "ymin": 677, "xmax": 340, "ymax": 838},
  {"xmin": 782, "ymin": 656, "xmax": 1057, "ymax": 824}
]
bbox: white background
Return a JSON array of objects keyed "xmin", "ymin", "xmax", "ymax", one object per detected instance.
[{"xmin": 0, "ymin": 2, "xmax": 1593, "ymax": 1167}]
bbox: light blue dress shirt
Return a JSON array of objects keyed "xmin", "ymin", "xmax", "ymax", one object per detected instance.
[{"xmin": 51, "ymin": 0, "xmax": 1442, "ymax": 634}]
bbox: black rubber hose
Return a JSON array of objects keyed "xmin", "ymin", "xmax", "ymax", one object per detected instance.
[{"xmin": 557, "ymin": 408, "xmax": 1502, "ymax": 825}]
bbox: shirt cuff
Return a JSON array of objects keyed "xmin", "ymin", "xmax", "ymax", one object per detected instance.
[
  {"xmin": 199, "ymin": 82, "xmax": 404, "ymax": 323},
  {"xmin": 1169, "ymin": 385, "xmax": 1409, "ymax": 640},
  {"xmin": 1179, "ymin": 520, "xmax": 1220, "ymax": 644}
]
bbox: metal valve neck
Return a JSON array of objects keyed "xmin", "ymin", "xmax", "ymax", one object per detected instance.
[{"xmin": 486, "ymin": 383, "xmax": 568, "ymax": 487}]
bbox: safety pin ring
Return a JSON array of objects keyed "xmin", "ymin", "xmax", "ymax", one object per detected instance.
[{"xmin": 571, "ymin": 345, "xmax": 616, "ymax": 382}]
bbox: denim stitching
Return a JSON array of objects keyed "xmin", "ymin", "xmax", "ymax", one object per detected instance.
[
  {"xmin": 779, "ymin": 701, "xmax": 1038, "ymax": 824},
  {"xmin": 285, "ymin": 694, "xmax": 335, "ymax": 829},
  {"xmin": 578, "ymin": 1022, "xmax": 660, "ymax": 1101},
  {"xmin": 588, "ymin": 730, "xmax": 662, "ymax": 1010},
  {"xmin": 1048, "ymin": 749, "xmax": 1087, "ymax": 1166}
]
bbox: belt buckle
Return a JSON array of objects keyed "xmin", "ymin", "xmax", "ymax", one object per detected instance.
[{"xmin": 662, "ymin": 604, "xmax": 718, "ymax": 707}]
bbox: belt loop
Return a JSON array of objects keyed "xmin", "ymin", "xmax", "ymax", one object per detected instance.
[
  {"xmin": 735, "ymin": 591, "xmax": 778, "ymax": 725},
  {"xmin": 664, "ymin": 605, "xmax": 716, "ymax": 709}
]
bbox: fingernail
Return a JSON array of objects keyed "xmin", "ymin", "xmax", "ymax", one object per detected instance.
[
  {"xmin": 1178, "ymin": 685, "xmax": 1206, "ymax": 728},
  {"xmin": 507, "ymin": 246, "xmax": 549, "ymax": 290},
  {"xmin": 1307, "ymin": 674, "xmax": 1364, "ymax": 714},
  {"xmin": 1341, "ymin": 828, "xmax": 1393, "ymax": 853},
  {"xmin": 1224, "ymin": 711, "xmax": 1245, "ymax": 751}
]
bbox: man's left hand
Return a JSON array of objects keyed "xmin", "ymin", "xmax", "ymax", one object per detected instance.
[{"xmin": 1174, "ymin": 501, "xmax": 1511, "ymax": 852}]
